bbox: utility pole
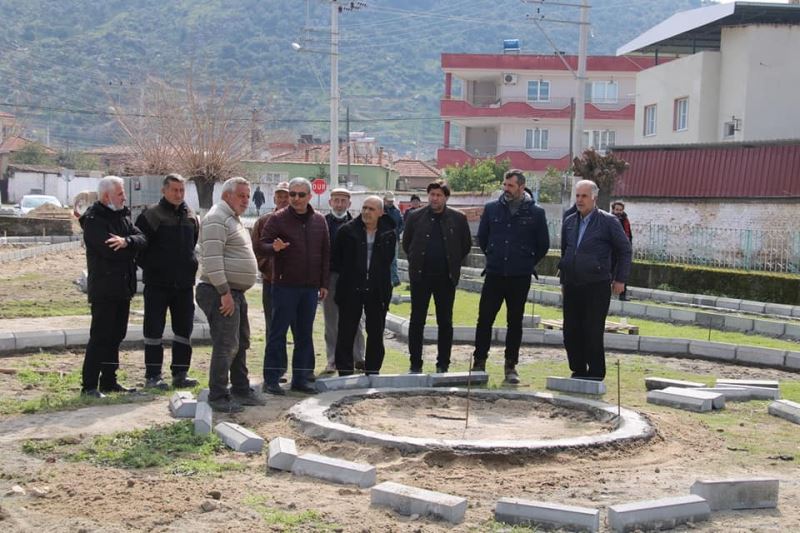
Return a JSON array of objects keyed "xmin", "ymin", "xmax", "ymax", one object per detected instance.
[
  {"xmin": 346, "ymin": 105, "xmax": 351, "ymax": 185},
  {"xmin": 572, "ymin": 0, "xmax": 590, "ymax": 158},
  {"xmin": 330, "ymin": 0, "xmax": 339, "ymax": 188}
]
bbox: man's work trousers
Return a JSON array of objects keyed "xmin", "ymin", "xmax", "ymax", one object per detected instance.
[
  {"xmin": 324, "ymin": 272, "xmax": 365, "ymax": 370},
  {"xmin": 408, "ymin": 275, "xmax": 455, "ymax": 371},
  {"xmin": 473, "ymin": 273, "xmax": 532, "ymax": 367},
  {"xmin": 143, "ymin": 285, "xmax": 194, "ymax": 379},
  {"xmin": 562, "ymin": 281, "xmax": 611, "ymax": 380},
  {"xmin": 264, "ymin": 285, "xmax": 318, "ymax": 388},
  {"xmin": 335, "ymin": 294, "xmax": 387, "ymax": 376},
  {"xmin": 196, "ymin": 283, "xmax": 251, "ymax": 402},
  {"xmin": 82, "ymin": 299, "xmax": 131, "ymax": 391}
]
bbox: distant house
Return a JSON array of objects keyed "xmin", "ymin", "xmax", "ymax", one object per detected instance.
[
  {"xmin": 82, "ymin": 145, "xmax": 134, "ymax": 174},
  {"xmin": 0, "ymin": 136, "xmax": 58, "ymax": 203},
  {"xmin": 394, "ymin": 159, "xmax": 441, "ymax": 191}
]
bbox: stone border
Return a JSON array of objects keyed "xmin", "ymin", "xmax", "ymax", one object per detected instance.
[
  {"xmin": 0, "ymin": 239, "xmax": 82, "ymax": 263},
  {"xmin": 288, "ymin": 388, "xmax": 654, "ymax": 453}
]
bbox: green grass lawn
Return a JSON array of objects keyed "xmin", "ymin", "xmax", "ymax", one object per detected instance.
[{"xmin": 390, "ymin": 289, "xmax": 800, "ymax": 351}]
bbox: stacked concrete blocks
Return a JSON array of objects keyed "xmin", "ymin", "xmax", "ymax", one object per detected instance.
[
  {"xmin": 315, "ymin": 375, "xmax": 371, "ymax": 393},
  {"xmin": 371, "ymin": 481, "xmax": 467, "ymax": 524},
  {"xmin": 647, "ymin": 389, "xmax": 713, "ymax": 412},
  {"xmin": 546, "ymin": 376, "xmax": 606, "ymax": 395},
  {"xmin": 197, "ymin": 388, "xmax": 210, "ymax": 402},
  {"xmin": 193, "ymin": 401, "xmax": 213, "ymax": 436},
  {"xmin": 768, "ymin": 399, "xmax": 800, "ymax": 424},
  {"xmin": 169, "ymin": 391, "xmax": 197, "ymax": 418},
  {"xmin": 430, "ymin": 371, "xmax": 489, "ymax": 387},
  {"xmin": 661, "ymin": 387, "xmax": 725, "ymax": 409},
  {"xmin": 717, "ymin": 379, "xmax": 779, "ymax": 389},
  {"xmin": 214, "ymin": 422, "xmax": 264, "ymax": 453},
  {"xmin": 267, "ymin": 437, "xmax": 298, "ymax": 471},
  {"xmin": 607, "ymin": 495, "xmax": 710, "ymax": 532},
  {"xmin": 690, "ymin": 478, "xmax": 779, "ymax": 511},
  {"xmin": 494, "ymin": 497, "xmax": 599, "ymax": 532},
  {"xmin": 291, "ymin": 453, "xmax": 376, "ymax": 488},
  {"xmin": 644, "ymin": 377, "xmax": 705, "ymax": 391}
]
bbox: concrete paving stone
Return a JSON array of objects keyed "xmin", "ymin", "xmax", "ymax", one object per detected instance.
[
  {"xmin": 690, "ymin": 478, "xmax": 779, "ymax": 510},
  {"xmin": 785, "ymin": 351, "xmax": 800, "ymax": 370},
  {"xmin": 521, "ymin": 328, "xmax": 545, "ymax": 344},
  {"xmin": 197, "ymin": 388, "xmax": 209, "ymax": 402},
  {"xmin": 169, "ymin": 391, "xmax": 197, "ymax": 418},
  {"xmin": 688, "ymin": 340, "xmax": 736, "ymax": 361},
  {"xmin": 292, "ymin": 453, "xmax": 376, "ymax": 488},
  {"xmin": 494, "ymin": 497, "xmax": 599, "ymax": 532},
  {"xmin": 716, "ymin": 378, "xmax": 780, "ymax": 389},
  {"xmin": 695, "ymin": 312, "xmax": 726, "ymax": 330},
  {"xmin": 621, "ymin": 301, "xmax": 647, "ymax": 316},
  {"xmin": 369, "ymin": 374, "xmax": 431, "ymax": 388},
  {"xmin": 648, "ymin": 289, "xmax": 673, "ymax": 303},
  {"xmin": 644, "ymin": 305, "xmax": 672, "ymax": 320},
  {"xmin": 695, "ymin": 387, "xmax": 754, "ymax": 402},
  {"xmin": 735, "ymin": 346, "xmax": 786, "ymax": 367},
  {"xmin": 540, "ymin": 291, "xmax": 562, "ymax": 306},
  {"xmin": 784, "ymin": 323, "xmax": 800, "ymax": 340},
  {"xmin": 661, "ymin": 387, "xmax": 725, "ymax": 409},
  {"xmin": 644, "ymin": 377, "xmax": 705, "ymax": 391},
  {"xmin": 752, "ymin": 319, "xmax": 786, "ymax": 337},
  {"xmin": 607, "ymin": 495, "xmax": 710, "ymax": 532},
  {"xmin": 14, "ymin": 330, "xmax": 66, "ymax": 350},
  {"xmin": 669, "ymin": 308, "xmax": 696, "ymax": 323},
  {"xmin": 543, "ymin": 329, "xmax": 564, "ymax": 346},
  {"xmin": 267, "ymin": 437, "xmax": 298, "ymax": 471},
  {"xmin": 123, "ymin": 326, "xmax": 144, "ymax": 343},
  {"xmin": 193, "ymin": 401, "xmax": 213, "ymax": 436},
  {"xmin": 639, "ymin": 336, "xmax": 690, "ymax": 355},
  {"xmin": 422, "ymin": 325, "xmax": 438, "ymax": 342},
  {"xmin": 315, "ymin": 375, "xmax": 371, "ymax": 392},
  {"xmin": 214, "ymin": 422, "xmax": 264, "ymax": 453},
  {"xmin": 607, "ymin": 299, "xmax": 622, "ymax": 314},
  {"xmin": 430, "ymin": 371, "xmax": 489, "ymax": 387},
  {"xmin": 521, "ymin": 315, "xmax": 541, "ymax": 328},
  {"xmin": 693, "ymin": 295, "xmax": 718, "ymax": 307},
  {"xmin": 715, "ymin": 297, "xmax": 743, "ymax": 311},
  {"xmin": 451, "ymin": 326, "xmax": 474, "ymax": 342},
  {"xmin": 0, "ymin": 332, "xmax": 16, "ymax": 352},
  {"xmin": 370, "ymin": 481, "xmax": 467, "ymax": 524},
  {"xmin": 647, "ymin": 390, "xmax": 712, "ymax": 412},
  {"xmin": 63, "ymin": 329, "xmax": 91, "ymax": 346},
  {"xmin": 739, "ymin": 300, "xmax": 766, "ymax": 314},
  {"xmin": 765, "ymin": 303, "xmax": 795, "ymax": 317},
  {"xmin": 546, "ymin": 376, "xmax": 606, "ymax": 395},
  {"xmin": 768, "ymin": 399, "xmax": 800, "ymax": 424},
  {"xmin": 604, "ymin": 333, "xmax": 639, "ymax": 352},
  {"xmin": 723, "ymin": 315, "xmax": 754, "ymax": 333},
  {"xmin": 671, "ymin": 292, "xmax": 695, "ymax": 304}
]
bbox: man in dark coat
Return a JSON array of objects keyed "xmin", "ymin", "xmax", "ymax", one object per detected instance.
[
  {"xmin": 252, "ymin": 185, "xmax": 266, "ymax": 215},
  {"xmin": 332, "ymin": 196, "xmax": 396, "ymax": 376},
  {"xmin": 135, "ymin": 173, "xmax": 200, "ymax": 390},
  {"xmin": 79, "ymin": 175, "xmax": 147, "ymax": 397}
]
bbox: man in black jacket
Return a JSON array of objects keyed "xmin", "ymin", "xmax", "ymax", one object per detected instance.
[
  {"xmin": 135, "ymin": 174, "xmax": 200, "ymax": 390},
  {"xmin": 80, "ymin": 176, "xmax": 147, "ymax": 398},
  {"xmin": 402, "ymin": 180, "xmax": 472, "ymax": 373},
  {"xmin": 332, "ymin": 196, "xmax": 396, "ymax": 376},
  {"xmin": 560, "ymin": 180, "xmax": 632, "ymax": 381}
]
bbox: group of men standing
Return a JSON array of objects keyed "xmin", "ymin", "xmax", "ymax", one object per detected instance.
[{"xmin": 78, "ymin": 169, "xmax": 631, "ymax": 409}]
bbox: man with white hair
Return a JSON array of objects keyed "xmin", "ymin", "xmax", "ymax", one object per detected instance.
[
  {"xmin": 196, "ymin": 177, "xmax": 262, "ymax": 412},
  {"xmin": 261, "ymin": 177, "xmax": 330, "ymax": 395},
  {"xmin": 559, "ymin": 179, "xmax": 632, "ymax": 381},
  {"xmin": 79, "ymin": 175, "xmax": 147, "ymax": 398}
]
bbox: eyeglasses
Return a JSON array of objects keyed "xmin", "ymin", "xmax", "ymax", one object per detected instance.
[{"xmin": 289, "ymin": 191, "xmax": 307, "ymax": 198}]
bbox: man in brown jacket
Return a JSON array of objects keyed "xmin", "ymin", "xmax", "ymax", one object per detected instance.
[{"xmin": 260, "ymin": 177, "xmax": 330, "ymax": 395}]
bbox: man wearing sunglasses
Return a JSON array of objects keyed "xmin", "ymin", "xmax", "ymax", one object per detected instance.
[{"xmin": 261, "ymin": 177, "xmax": 330, "ymax": 395}]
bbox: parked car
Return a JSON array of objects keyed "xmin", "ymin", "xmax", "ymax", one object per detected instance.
[{"xmin": 15, "ymin": 195, "xmax": 63, "ymax": 216}]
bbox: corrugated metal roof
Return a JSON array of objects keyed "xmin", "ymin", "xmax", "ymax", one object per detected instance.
[
  {"xmin": 612, "ymin": 141, "xmax": 800, "ymax": 198},
  {"xmin": 442, "ymin": 53, "xmax": 656, "ymax": 72}
]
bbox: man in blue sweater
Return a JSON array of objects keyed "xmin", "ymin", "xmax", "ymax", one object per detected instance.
[
  {"xmin": 472, "ymin": 170, "xmax": 550, "ymax": 384},
  {"xmin": 559, "ymin": 180, "xmax": 632, "ymax": 381}
]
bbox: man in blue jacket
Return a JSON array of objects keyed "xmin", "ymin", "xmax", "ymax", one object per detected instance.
[
  {"xmin": 559, "ymin": 180, "xmax": 632, "ymax": 381},
  {"xmin": 471, "ymin": 170, "xmax": 549, "ymax": 384}
]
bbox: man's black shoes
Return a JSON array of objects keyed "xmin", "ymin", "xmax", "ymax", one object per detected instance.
[
  {"xmin": 99, "ymin": 383, "xmax": 136, "ymax": 394},
  {"xmin": 81, "ymin": 389, "xmax": 106, "ymax": 399},
  {"xmin": 262, "ymin": 383, "xmax": 286, "ymax": 396},
  {"xmin": 290, "ymin": 383, "xmax": 318, "ymax": 395}
]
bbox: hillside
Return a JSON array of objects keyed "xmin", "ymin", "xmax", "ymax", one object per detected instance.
[{"xmin": 0, "ymin": 0, "xmax": 703, "ymax": 157}]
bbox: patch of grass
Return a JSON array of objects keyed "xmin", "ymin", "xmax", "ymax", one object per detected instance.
[
  {"xmin": 244, "ymin": 495, "xmax": 338, "ymax": 532},
  {"xmin": 476, "ymin": 520, "xmax": 543, "ymax": 532},
  {"xmin": 0, "ymin": 299, "xmax": 89, "ymax": 318},
  {"xmin": 21, "ymin": 439, "xmax": 58, "ymax": 456}
]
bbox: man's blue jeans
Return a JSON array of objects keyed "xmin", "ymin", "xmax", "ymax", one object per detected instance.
[{"xmin": 263, "ymin": 285, "xmax": 318, "ymax": 387}]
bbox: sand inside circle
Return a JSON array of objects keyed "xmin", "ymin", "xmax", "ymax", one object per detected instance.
[{"xmin": 330, "ymin": 394, "xmax": 615, "ymax": 440}]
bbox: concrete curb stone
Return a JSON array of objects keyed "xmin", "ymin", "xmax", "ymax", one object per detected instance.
[
  {"xmin": 690, "ymin": 478, "xmax": 779, "ymax": 511},
  {"xmin": 768, "ymin": 400, "xmax": 800, "ymax": 424},
  {"xmin": 494, "ymin": 497, "xmax": 599, "ymax": 532},
  {"xmin": 607, "ymin": 495, "xmax": 710, "ymax": 532},
  {"xmin": 267, "ymin": 437, "xmax": 298, "ymax": 471},
  {"xmin": 370, "ymin": 481, "xmax": 467, "ymax": 524},
  {"xmin": 735, "ymin": 346, "xmax": 786, "ymax": 367},
  {"xmin": 292, "ymin": 453, "xmax": 376, "ymax": 488},
  {"xmin": 214, "ymin": 422, "xmax": 264, "ymax": 453}
]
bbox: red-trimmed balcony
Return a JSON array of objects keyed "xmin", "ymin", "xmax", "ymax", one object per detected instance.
[
  {"xmin": 441, "ymin": 97, "xmax": 635, "ymax": 121},
  {"xmin": 437, "ymin": 146, "xmax": 571, "ymax": 172}
]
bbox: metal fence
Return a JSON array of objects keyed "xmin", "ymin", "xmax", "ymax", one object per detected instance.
[{"xmin": 546, "ymin": 220, "xmax": 800, "ymax": 273}]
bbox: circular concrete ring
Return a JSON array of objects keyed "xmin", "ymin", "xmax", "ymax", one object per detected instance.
[{"xmin": 289, "ymin": 388, "xmax": 654, "ymax": 453}]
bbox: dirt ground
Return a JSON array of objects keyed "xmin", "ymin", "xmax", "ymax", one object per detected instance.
[{"xmin": 0, "ymin": 249, "xmax": 798, "ymax": 532}]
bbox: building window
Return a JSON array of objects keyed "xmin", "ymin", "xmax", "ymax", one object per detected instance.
[
  {"xmin": 260, "ymin": 172, "xmax": 287, "ymax": 184},
  {"xmin": 586, "ymin": 81, "xmax": 618, "ymax": 103},
  {"xmin": 525, "ymin": 128, "xmax": 549, "ymax": 150},
  {"xmin": 643, "ymin": 104, "xmax": 657, "ymax": 136},
  {"xmin": 673, "ymin": 97, "xmax": 688, "ymax": 131},
  {"xmin": 583, "ymin": 129, "xmax": 616, "ymax": 152},
  {"xmin": 527, "ymin": 80, "xmax": 550, "ymax": 102}
]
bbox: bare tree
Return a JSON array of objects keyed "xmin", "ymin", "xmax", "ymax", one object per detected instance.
[
  {"xmin": 112, "ymin": 76, "xmax": 251, "ymax": 208},
  {"xmin": 571, "ymin": 148, "xmax": 629, "ymax": 211}
]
